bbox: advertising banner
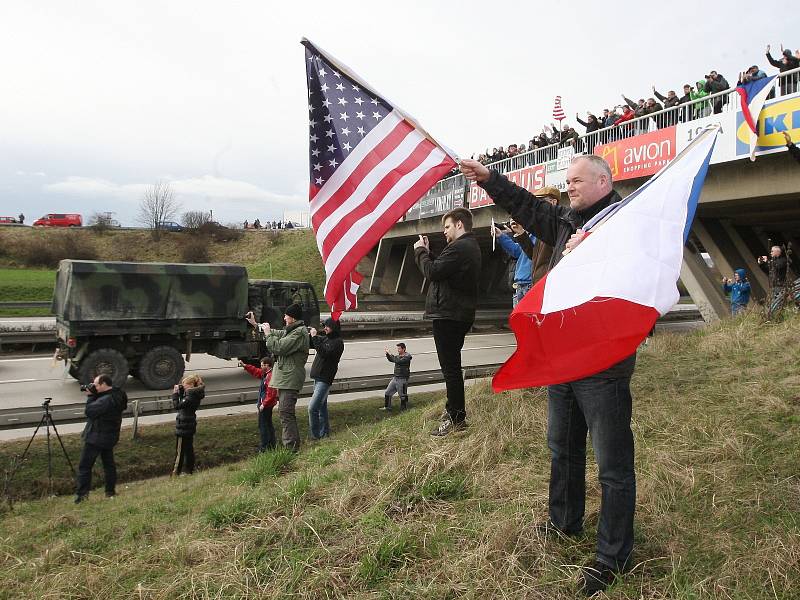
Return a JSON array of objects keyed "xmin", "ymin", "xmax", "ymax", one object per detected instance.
[
  {"xmin": 406, "ymin": 177, "xmax": 466, "ymax": 220},
  {"xmin": 676, "ymin": 112, "xmax": 737, "ymax": 164},
  {"xmin": 469, "ymin": 164, "xmax": 545, "ymax": 208},
  {"xmin": 734, "ymin": 93, "xmax": 800, "ymax": 159},
  {"xmin": 593, "ymin": 126, "xmax": 677, "ymax": 181}
]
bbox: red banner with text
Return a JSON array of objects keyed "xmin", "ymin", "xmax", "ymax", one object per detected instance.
[
  {"xmin": 469, "ymin": 164, "xmax": 546, "ymax": 208},
  {"xmin": 594, "ymin": 126, "xmax": 677, "ymax": 181}
]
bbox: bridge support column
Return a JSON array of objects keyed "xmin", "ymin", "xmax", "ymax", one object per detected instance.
[
  {"xmin": 719, "ymin": 221, "xmax": 769, "ymax": 298},
  {"xmin": 680, "ymin": 241, "xmax": 728, "ymax": 322},
  {"xmin": 395, "ymin": 244, "xmax": 423, "ymax": 295},
  {"xmin": 369, "ymin": 239, "xmax": 393, "ymax": 293}
]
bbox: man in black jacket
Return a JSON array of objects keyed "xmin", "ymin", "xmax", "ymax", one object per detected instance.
[
  {"xmin": 414, "ymin": 207, "xmax": 481, "ymax": 436},
  {"xmin": 308, "ymin": 317, "xmax": 344, "ymax": 440},
  {"xmin": 460, "ymin": 155, "xmax": 636, "ymax": 597},
  {"xmin": 75, "ymin": 374, "xmax": 128, "ymax": 503},
  {"xmin": 383, "ymin": 342, "xmax": 412, "ymax": 410}
]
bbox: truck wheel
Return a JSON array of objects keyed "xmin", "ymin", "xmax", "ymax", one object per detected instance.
[
  {"xmin": 78, "ymin": 348, "xmax": 129, "ymax": 388},
  {"xmin": 138, "ymin": 346, "xmax": 185, "ymax": 390}
]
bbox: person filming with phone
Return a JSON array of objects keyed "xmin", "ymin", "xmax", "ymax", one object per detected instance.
[{"xmin": 171, "ymin": 374, "xmax": 205, "ymax": 476}]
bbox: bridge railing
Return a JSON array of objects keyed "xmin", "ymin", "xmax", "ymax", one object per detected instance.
[{"xmin": 408, "ymin": 66, "xmax": 800, "ymax": 220}]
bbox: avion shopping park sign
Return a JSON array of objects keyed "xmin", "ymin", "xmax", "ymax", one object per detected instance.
[
  {"xmin": 594, "ymin": 126, "xmax": 677, "ymax": 181},
  {"xmin": 469, "ymin": 164, "xmax": 545, "ymax": 208}
]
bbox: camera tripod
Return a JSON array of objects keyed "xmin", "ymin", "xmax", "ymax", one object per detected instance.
[{"xmin": 3, "ymin": 398, "xmax": 75, "ymax": 504}]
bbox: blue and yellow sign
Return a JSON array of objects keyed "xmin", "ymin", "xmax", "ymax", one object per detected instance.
[{"xmin": 736, "ymin": 94, "xmax": 800, "ymax": 156}]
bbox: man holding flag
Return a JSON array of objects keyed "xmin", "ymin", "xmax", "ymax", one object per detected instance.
[{"xmin": 460, "ymin": 154, "xmax": 636, "ymax": 596}]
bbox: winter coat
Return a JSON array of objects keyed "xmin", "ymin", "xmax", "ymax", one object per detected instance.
[
  {"xmin": 309, "ymin": 325, "xmax": 344, "ymax": 385},
  {"xmin": 723, "ymin": 269, "xmax": 751, "ymax": 307},
  {"xmin": 766, "ymin": 51, "xmax": 800, "ymax": 73},
  {"xmin": 386, "ymin": 352, "xmax": 412, "ymax": 378},
  {"xmin": 576, "ymin": 116, "xmax": 601, "ymax": 133},
  {"xmin": 654, "ymin": 90, "xmax": 680, "ymax": 108},
  {"xmin": 265, "ymin": 321, "xmax": 310, "ymax": 391},
  {"xmin": 414, "ymin": 232, "xmax": 482, "ymax": 323},
  {"xmin": 643, "ymin": 101, "xmax": 664, "ymax": 116},
  {"xmin": 82, "ymin": 388, "xmax": 128, "ymax": 449},
  {"xmin": 243, "ymin": 364, "xmax": 278, "ymax": 409},
  {"xmin": 788, "ymin": 142, "xmax": 800, "ymax": 164},
  {"xmin": 514, "ymin": 230, "xmax": 554, "ymax": 285},
  {"xmin": 497, "ymin": 232, "xmax": 533, "ymax": 285},
  {"xmin": 172, "ymin": 385, "xmax": 204, "ymax": 437},
  {"xmin": 705, "ymin": 74, "xmax": 730, "ymax": 94},
  {"xmin": 613, "ymin": 108, "xmax": 635, "ymax": 125},
  {"xmin": 761, "ymin": 255, "xmax": 788, "ymax": 288},
  {"xmin": 478, "ymin": 171, "xmax": 636, "ymax": 379}
]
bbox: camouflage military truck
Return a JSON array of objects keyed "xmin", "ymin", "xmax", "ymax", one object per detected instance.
[{"xmin": 52, "ymin": 260, "xmax": 320, "ymax": 389}]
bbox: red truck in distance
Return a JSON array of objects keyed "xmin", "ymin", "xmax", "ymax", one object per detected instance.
[{"xmin": 32, "ymin": 214, "xmax": 83, "ymax": 227}]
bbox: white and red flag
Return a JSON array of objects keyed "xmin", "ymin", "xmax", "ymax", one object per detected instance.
[
  {"xmin": 303, "ymin": 39, "xmax": 457, "ymax": 318},
  {"xmin": 552, "ymin": 95, "xmax": 565, "ymax": 122},
  {"xmin": 735, "ymin": 75, "xmax": 778, "ymax": 161},
  {"xmin": 492, "ymin": 126, "xmax": 720, "ymax": 391}
]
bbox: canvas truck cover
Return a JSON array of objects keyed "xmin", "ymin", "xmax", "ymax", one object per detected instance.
[{"xmin": 52, "ymin": 260, "xmax": 249, "ymax": 321}]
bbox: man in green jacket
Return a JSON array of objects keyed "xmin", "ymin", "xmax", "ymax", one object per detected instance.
[{"xmin": 251, "ymin": 303, "xmax": 309, "ymax": 452}]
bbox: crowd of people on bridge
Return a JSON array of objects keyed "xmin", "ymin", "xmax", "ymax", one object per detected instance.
[
  {"xmin": 243, "ymin": 219, "xmax": 297, "ymax": 230},
  {"xmin": 444, "ymin": 41, "xmax": 800, "ymax": 176}
]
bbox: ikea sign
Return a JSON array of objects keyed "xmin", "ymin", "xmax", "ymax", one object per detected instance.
[{"xmin": 736, "ymin": 94, "xmax": 800, "ymax": 156}]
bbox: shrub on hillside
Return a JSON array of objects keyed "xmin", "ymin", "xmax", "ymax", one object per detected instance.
[
  {"xmin": 180, "ymin": 237, "xmax": 211, "ymax": 263},
  {"xmin": 197, "ymin": 222, "xmax": 243, "ymax": 243},
  {"xmin": 14, "ymin": 232, "xmax": 98, "ymax": 267}
]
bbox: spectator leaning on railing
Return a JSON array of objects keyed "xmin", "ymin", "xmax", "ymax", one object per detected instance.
[
  {"xmin": 766, "ymin": 44, "xmax": 799, "ymax": 95},
  {"xmin": 704, "ymin": 70, "xmax": 730, "ymax": 114}
]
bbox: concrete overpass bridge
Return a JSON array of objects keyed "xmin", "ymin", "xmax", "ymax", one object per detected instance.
[{"xmin": 363, "ymin": 75, "xmax": 800, "ymax": 321}]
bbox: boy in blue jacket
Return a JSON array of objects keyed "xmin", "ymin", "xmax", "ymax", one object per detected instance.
[{"xmin": 723, "ymin": 268, "xmax": 751, "ymax": 315}]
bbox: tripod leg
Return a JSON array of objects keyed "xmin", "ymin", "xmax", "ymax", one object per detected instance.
[
  {"xmin": 46, "ymin": 420, "xmax": 53, "ymax": 496},
  {"xmin": 49, "ymin": 416, "xmax": 76, "ymax": 475},
  {"xmin": 3, "ymin": 416, "xmax": 46, "ymax": 502}
]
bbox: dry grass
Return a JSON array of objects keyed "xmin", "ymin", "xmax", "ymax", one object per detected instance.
[{"xmin": 1, "ymin": 312, "xmax": 799, "ymax": 598}]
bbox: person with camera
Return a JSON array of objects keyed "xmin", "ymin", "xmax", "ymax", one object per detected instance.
[
  {"xmin": 383, "ymin": 342, "xmax": 412, "ymax": 411},
  {"xmin": 758, "ymin": 245, "xmax": 789, "ymax": 314},
  {"xmin": 171, "ymin": 374, "xmax": 204, "ymax": 476},
  {"xmin": 722, "ymin": 268, "xmax": 751, "ymax": 315},
  {"xmin": 248, "ymin": 303, "xmax": 309, "ymax": 452},
  {"xmin": 308, "ymin": 317, "xmax": 344, "ymax": 440},
  {"xmin": 75, "ymin": 374, "xmax": 128, "ymax": 503},
  {"xmin": 414, "ymin": 207, "xmax": 481, "ymax": 437},
  {"xmin": 241, "ymin": 356, "xmax": 278, "ymax": 452},
  {"xmin": 494, "ymin": 219, "xmax": 533, "ymax": 307},
  {"xmin": 460, "ymin": 154, "xmax": 637, "ymax": 596}
]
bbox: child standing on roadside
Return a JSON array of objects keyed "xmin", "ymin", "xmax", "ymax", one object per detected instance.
[{"xmin": 240, "ymin": 356, "xmax": 278, "ymax": 452}]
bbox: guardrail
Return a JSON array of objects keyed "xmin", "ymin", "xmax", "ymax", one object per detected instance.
[
  {"xmin": 0, "ymin": 301, "xmax": 51, "ymax": 310},
  {"xmin": 0, "ymin": 364, "xmax": 502, "ymax": 429}
]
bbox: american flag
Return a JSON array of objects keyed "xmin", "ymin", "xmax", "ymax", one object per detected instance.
[
  {"xmin": 552, "ymin": 95, "xmax": 565, "ymax": 122},
  {"xmin": 303, "ymin": 39, "xmax": 457, "ymax": 317}
]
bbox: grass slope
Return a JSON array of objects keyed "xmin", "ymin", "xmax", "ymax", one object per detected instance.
[{"xmin": 1, "ymin": 313, "xmax": 799, "ymax": 598}]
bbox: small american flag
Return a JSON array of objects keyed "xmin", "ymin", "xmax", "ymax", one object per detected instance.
[
  {"xmin": 552, "ymin": 95, "xmax": 565, "ymax": 122},
  {"xmin": 303, "ymin": 39, "xmax": 457, "ymax": 317}
]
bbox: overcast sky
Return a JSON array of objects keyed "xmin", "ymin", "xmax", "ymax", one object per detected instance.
[{"xmin": 0, "ymin": 1, "xmax": 795, "ymax": 226}]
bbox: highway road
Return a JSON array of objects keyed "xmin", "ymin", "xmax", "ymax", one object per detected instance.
[{"xmin": 0, "ymin": 322, "xmax": 703, "ymax": 441}]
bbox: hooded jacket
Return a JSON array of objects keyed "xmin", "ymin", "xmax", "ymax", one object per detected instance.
[
  {"xmin": 172, "ymin": 385, "xmax": 204, "ymax": 437},
  {"xmin": 497, "ymin": 231, "xmax": 533, "ymax": 285},
  {"xmin": 309, "ymin": 322, "xmax": 344, "ymax": 385},
  {"xmin": 723, "ymin": 269, "xmax": 751, "ymax": 307},
  {"xmin": 414, "ymin": 232, "xmax": 482, "ymax": 323},
  {"xmin": 243, "ymin": 364, "xmax": 279, "ymax": 409},
  {"xmin": 265, "ymin": 320, "xmax": 310, "ymax": 392},
  {"xmin": 479, "ymin": 171, "xmax": 636, "ymax": 379},
  {"xmin": 82, "ymin": 387, "xmax": 128, "ymax": 449}
]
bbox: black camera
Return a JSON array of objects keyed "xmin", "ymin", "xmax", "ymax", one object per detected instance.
[
  {"xmin": 79, "ymin": 383, "xmax": 97, "ymax": 394},
  {"xmin": 497, "ymin": 221, "xmax": 512, "ymax": 230},
  {"xmin": 178, "ymin": 384, "xmax": 185, "ymax": 395}
]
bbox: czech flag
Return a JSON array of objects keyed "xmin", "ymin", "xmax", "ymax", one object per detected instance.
[
  {"xmin": 736, "ymin": 75, "xmax": 778, "ymax": 161},
  {"xmin": 492, "ymin": 126, "xmax": 720, "ymax": 392}
]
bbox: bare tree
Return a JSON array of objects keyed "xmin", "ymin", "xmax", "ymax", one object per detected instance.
[
  {"xmin": 138, "ymin": 181, "xmax": 180, "ymax": 238},
  {"xmin": 181, "ymin": 210, "xmax": 213, "ymax": 230}
]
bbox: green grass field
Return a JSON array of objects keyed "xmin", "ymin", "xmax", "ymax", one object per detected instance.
[
  {"xmin": 0, "ymin": 268, "xmax": 55, "ymax": 316},
  {"xmin": 1, "ymin": 312, "xmax": 798, "ymax": 598}
]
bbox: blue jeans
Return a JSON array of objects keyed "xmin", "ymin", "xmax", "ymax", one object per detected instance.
[
  {"xmin": 513, "ymin": 282, "xmax": 532, "ymax": 307},
  {"xmin": 547, "ymin": 375, "xmax": 636, "ymax": 570},
  {"xmin": 308, "ymin": 379, "xmax": 331, "ymax": 439}
]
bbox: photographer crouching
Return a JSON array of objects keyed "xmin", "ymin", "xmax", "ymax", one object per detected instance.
[
  {"xmin": 171, "ymin": 374, "xmax": 205, "ymax": 476},
  {"xmin": 75, "ymin": 374, "xmax": 128, "ymax": 503}
]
